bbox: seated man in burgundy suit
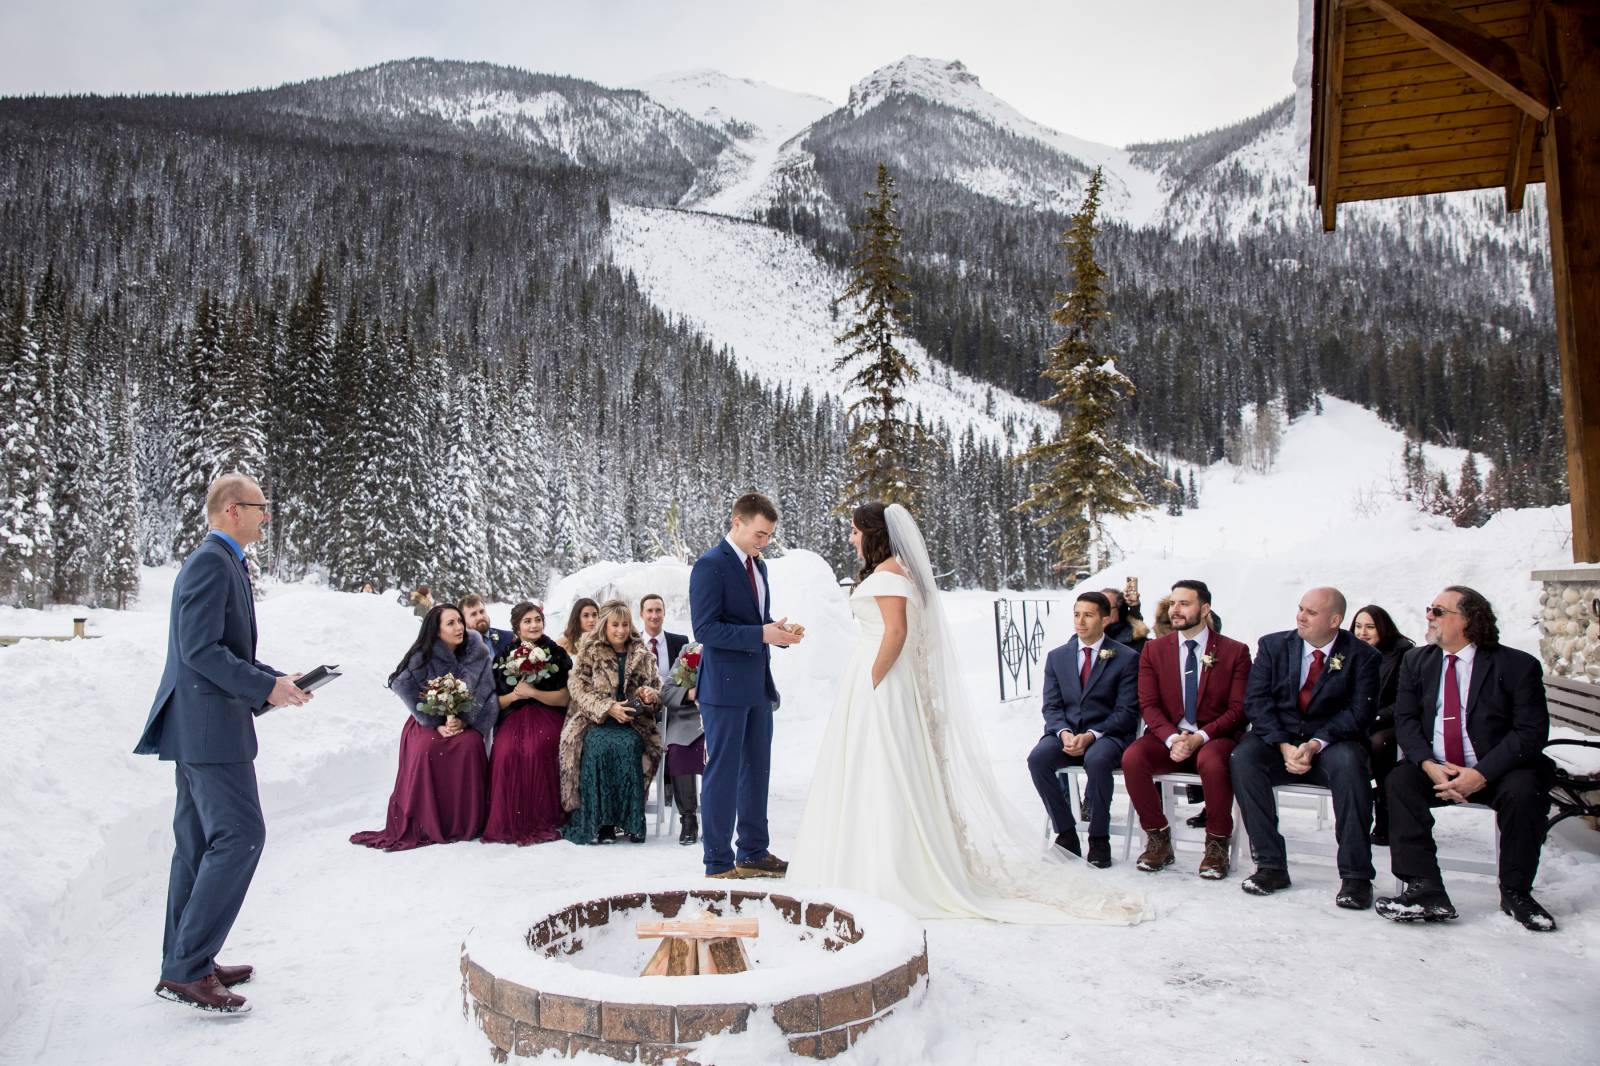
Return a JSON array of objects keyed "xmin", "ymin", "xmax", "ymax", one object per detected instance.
[{"xmin": 1121, "ymin": 580, "xmax": 1252, "ymax": 878}]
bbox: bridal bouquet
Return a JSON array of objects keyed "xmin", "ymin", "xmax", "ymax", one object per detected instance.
[
  {"xmin": 419, "ymin": 673, "xmax": 472, "ymax": 721},
  {"xmin": 501, "ymin": 641, "xmax": 558, "ymax": 687},
  {"xmin": 669, "ymin": 644, "xmax": 702, "ymax": 688}
]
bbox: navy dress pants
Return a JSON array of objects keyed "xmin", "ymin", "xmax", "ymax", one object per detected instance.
[
  {"xmin": 1027, "ymin": 733, "xmax": 1128, "ymax": 838},
  {"xmin": 698, "ymin": 701, "xmax": 773, "ymax": 874},
  {"xmin": 1231, "ymin": 733, "xmax": 1375, "ymax": 880},
  {"xmin": 162, "ymin": 761, "xmax": 266, "ymax": 983}
]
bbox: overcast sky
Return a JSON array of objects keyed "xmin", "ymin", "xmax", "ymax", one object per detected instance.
[{"xmin": 0, "ymin": 0, "xmax": 1302, "ymax": 146}]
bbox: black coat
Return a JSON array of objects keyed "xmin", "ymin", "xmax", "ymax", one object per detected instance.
[
  {"xmin": 1392, "ymin": 643, "xmax": 1552, "ymax": 783},
  {"xmin": 1243, "ymin": 629, "xmax": 1380, "ymax": 747},
  {"xmin": 1371, "ymin": 635, "xmax": 1416, "ymax": 731}
]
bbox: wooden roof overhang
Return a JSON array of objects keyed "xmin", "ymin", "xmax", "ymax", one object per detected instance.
[
  {"xmin": 1309, "ymin": 0, "xmax": 1600, "ymax": 564},
  {"xmin": 1310, "ymin": 0, "xmax": 1551, "ymax": 228}
]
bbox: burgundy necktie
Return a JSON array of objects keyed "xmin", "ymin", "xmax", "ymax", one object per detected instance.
[
  {"xmin": 1298, "ymin": 649, "xmax": 1325, "ymax": 713},
  {"xmin": 746, "ymin": 555, "xmax": 759, "ymax": 609},
  {"xmin": 1442, "ymin": 654, "xmax": 1465, "ymax": 764},
  {"xmin": 1080, "ymin": 647, "xmax": 1093, "ymax": 688}
]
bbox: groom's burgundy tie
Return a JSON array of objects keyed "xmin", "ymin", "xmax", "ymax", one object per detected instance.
[
  {"xmin": 1442, "ymin": 654, "xmax": 1466, "ymax": 765},
  {"xmin": 1080, "ymin": 646, "xmax": 1093, "ymax": 688},
  {"xmin": 745, "ymin": 554, "xmax": 759, "ymax": 609},
  {"xmin": 1298, "ymin": 649, "xmax": 1325, "ymax": 713}
]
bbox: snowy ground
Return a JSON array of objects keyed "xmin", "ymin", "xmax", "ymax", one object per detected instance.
[
  {"xmin": 607, "ymin": 202, "xmax": 1053, "ymax": 450},
  {"xmin": 2, "ymin": 405, "xmax": 1597, "ymax": 1065}
]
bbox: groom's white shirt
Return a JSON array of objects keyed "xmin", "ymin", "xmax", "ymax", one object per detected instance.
[{"xmin": 724, "ymin": 535, "xmax": 767, "ymax": 615}]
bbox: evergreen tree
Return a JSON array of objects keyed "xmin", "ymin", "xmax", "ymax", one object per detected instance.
[
  {"xmin": 99, "ymin": 374, "xmax": 142, "ymax": 609},
  {"xmin": 50, "ymin": 312, "xmax": 100, "ymax": 605},
  {"xmin": 834, "ymin": 163, "xmax": 923, "ymax": 511},
  {"xmin": 1015, "ymin": 169, "xmax": 1150, "ymax": 579},
  {"xmin": 1453, "ymin": 454, "xmax": 1488, "ymax": 528},
  {"xmin": 171, "ymin": 292, "xmax": 227, "ymax": 556},
  {"xmin": 0, "ymin": 284, "xmax": 57, "ymax": 606}
]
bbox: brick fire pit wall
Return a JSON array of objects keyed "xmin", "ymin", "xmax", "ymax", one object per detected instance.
[{"xmin": 460, "ymin": 885, "xmax": 929, "ymax": 1062}]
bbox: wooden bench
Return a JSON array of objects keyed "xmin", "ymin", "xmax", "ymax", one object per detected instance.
[{"xmin": 1546, "ymin": 675, "xmax": 1600, "ymax": 734}]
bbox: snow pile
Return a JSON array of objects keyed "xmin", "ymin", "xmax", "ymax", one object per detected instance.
[
  {"xmin": 0, "ymin": 403, "xmax": 1596, "ymax": 1063},
  {"xmin": 608, "ymin": 203, "xmax": 1054, "ymax": 448}
]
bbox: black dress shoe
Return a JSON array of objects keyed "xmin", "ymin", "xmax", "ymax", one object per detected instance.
[
  {"xmin": 1053, "ymin": 830, "xmax": 1081, "ymax": 858},
  {"xmin": 1500, "ymin": 889, "xmax": 1557, "ymax": 932},
  {"xmin": 1185, "ymin": 808, "xmax": 1209, "ymax": 829},
  {"xmin": 1335, "ymin": 878, "xmax": 1374, "ymax": 910},
  {"xmin": 1241, "ymin": 867, "xmax": 1292, "ymax": 895},
  {"xmin": 1375, "ymin": 878, "xmax": 1457, "ymax": 922},
  {"xmin": 625, "ymin": 832, "xmax": 646, "ymax": 844},
  {"xmin": 596, "ymin": 826, "xmax": 617, "ymax": 845},
  {"xmin": 1085, "ymin": 836, "xmax": 1112, "ymax": 868},
  {"xmin": 735, "ymin": 852, "xmax": 789, "ymax": 878},
  {"xmin": 679, "ymin": 814, "xmax": 699, "ymax": 846}
]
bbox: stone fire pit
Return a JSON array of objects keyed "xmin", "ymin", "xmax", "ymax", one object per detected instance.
[{"xmin": 460, "ymin": 881, "xmax": 929, "ymax": 1062}]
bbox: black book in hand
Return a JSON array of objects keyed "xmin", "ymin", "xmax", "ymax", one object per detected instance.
[{"xmin": 253, "ymin": 665, "xmax": 341, "ymax": 716}]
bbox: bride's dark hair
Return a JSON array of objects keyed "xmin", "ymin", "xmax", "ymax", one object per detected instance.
[{"xmin": 852, "ymin": 502, "xmax": 894, "ymax": 582}]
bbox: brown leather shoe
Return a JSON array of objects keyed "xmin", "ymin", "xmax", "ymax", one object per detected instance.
[
  {"xmin": 1198, "ymin": 835, "xmax": 1231, "ymax": 880},
  {"xmin": 707, "ymin": 867, "xmax": 758, "ymax": 880},
  {"xmin": 155, "ymin": 974, "xmax": 251, "ymax": 1013},
  {"xmin": 735, "ymin": 853, "xmax": 788, "ymax": 878},
  {"xmin": 1136, "ymin": 826, "xmax": 1174, "ymax": 872},
  {"xmin": 214, "ymin": 962, "xmax": 253, "ymax": 987}
]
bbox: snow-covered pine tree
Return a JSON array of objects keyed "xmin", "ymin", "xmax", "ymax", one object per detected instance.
[
  {"xmin": 270, "ymin": 262, "xmax": 336, "ymax": 577},
  {"xmin": 1014, "ymin": 168, "xmax": 1150, "ymax": 580},
  {"xmin": 429, "ymin": 365, "xmax": 489, "ymax": 600},
  {"xmin": 171, "ymin": 292, "xmax": 228, "ymax": 557},
  {"xmin": 214, "ymin": 298, "xmax": 268, "ymax": 483},
  {"xmin": 485, "ymin": 349, "xmax": 550, "ymax": 599},
  {"xmin": 98, "ymin": 373, "xmax": 142, "ymax": 609},
  {"xmin": 50, "ymin": 309, "xmax": 101, "ymax": 605},
  {"xmin": 834, "ymin": 163, "xmax": 923, "ymax": 512},
  {"xmin": 0, "ymin": 283, "xmax": 57, "ymax": 606}
]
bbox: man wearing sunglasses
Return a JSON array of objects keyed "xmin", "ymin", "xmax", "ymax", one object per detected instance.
[
  {"xmin": 135, "ymin": 473, "xmax": 313, "ymax": 1012},
  {"xmin": 1376, "ymin": 587, "xmax": 1555, "ymax": 931}
]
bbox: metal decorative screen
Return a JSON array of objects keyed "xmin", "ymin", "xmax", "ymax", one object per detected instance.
[{"xmin": 993, "ymin": 597, "xmax": 1058, "ymax": 702}]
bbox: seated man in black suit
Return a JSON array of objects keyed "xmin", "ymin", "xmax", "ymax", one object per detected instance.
[
  {"xmin": 1376, "ymin": 586, "xmax": 1557, "ymax": 931},
  {"xmin": 1026, "ymin": 591, "xmax": 1141, "ymax": 868},
  {"xmin": 1232, "ymin": 586, "xmax": 1381, "ymax": 908}
]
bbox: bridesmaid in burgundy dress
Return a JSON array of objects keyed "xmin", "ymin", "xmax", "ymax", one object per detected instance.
[
  {"xmin": 351, "ymin": 604, "xmax": 497, "ymax": 851},
  {"xmin": 482, "ymin": 602, "xmax": 573, "ymax": 845}
]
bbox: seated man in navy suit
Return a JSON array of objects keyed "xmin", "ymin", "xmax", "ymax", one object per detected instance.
[
  {"xmin": 1026, "ymin": 591, "xmax": 1141, "ymax": 868},
  {"xmin": 462, "ymin": 594, "xmax": 516, "ymax": 661},
  {"xmin": 1232, "ymin": 586, "xmax": 1381, "ymax": 909}
]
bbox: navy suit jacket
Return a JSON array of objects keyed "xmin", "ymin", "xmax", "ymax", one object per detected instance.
[
  {"xmin": 689, "ymin": 540, "xmax": 778, "ymax": 707},
  {"xmin": 485, "ymin": 626, "xmax": 517, "ymax": 661},
  {"xmin": 1039, "ymin": 636, "xmax": 1140, "ymax": 740},
  {"xmin": 135, "ymin": 535, "xmax": 279, "ymax": 762},
  {"xmin": 1391, "ymin": 642, "xmax": 1551, "ymax": 783},
  {"xmin": 1243, "ymin": 629, "xmax": 1379, "ymax": 747}
]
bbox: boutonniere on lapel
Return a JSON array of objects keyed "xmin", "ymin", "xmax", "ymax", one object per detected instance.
[
  {"xmin": 1328, "ymin": 654, "xmax": 1345, "ymax": 672},
  {"xmin": 1098, "ymin": 648, "xmax": 1115, "ymax": 662},
  {"xmin": 1201, "ymin": 653, "xmax": 1216, "ymax": 668}
]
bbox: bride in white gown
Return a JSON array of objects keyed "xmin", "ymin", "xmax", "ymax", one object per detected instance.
[{"xmin": 787, "ymin": 502, "xmax": 1149, "ymax": 925}]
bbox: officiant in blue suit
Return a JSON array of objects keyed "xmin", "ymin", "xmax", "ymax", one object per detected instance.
[
  {"xmin": 688, "ymin": 492, "xmax": 803, "ymax": 879},
  {"xmin": 134, "ymin": 474, "xmax": 312, "ymax": 1014},
  {"xmin": 1027, "ymin": 591, "xmax": 1141, "ymax": 868}
]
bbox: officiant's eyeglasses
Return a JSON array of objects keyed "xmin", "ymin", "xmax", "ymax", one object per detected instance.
[
  {"xmin": 1425, "ymin": 605, "xmax": 1459, "ymax": 618},
  {"xmin": 232, "ymin": 500, "xmax": 271, "ymax": 513}
]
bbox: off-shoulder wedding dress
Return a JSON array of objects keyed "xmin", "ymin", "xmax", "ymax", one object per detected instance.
[{"xmin": 787, "ymin": 506, "xmax": 1149, "ymax": 925}]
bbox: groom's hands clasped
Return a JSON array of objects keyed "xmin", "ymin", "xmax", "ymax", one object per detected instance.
[{"xmin": 763, "ymin": 617, "xmax": 805, "ymax": 646}]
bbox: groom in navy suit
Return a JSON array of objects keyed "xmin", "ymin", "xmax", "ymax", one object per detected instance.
[
  {"xmin": 1026, "ymin": 591, "xmax": 1141, "ymax": 868},
  {"xmin": 134, "ymin": 474, "xmax": 311, "ymax": 1013},
  {"xmin": 689, "ymin": 492, "xmax": 803, "ymax": 878}
]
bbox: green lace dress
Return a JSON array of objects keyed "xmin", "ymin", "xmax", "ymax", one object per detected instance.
[{"xmin": 561, "ymin": 649, "xmax": 647, "ymax": 843}]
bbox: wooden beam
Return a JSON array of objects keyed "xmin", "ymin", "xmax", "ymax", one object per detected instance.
[
  {"xmin": 1365, "ymin": 0, "xmax": 1553, "ymax": 120},
  {"xmin": 1540, "ymin": 0, "xmax": 1600, "ymax": 562},
  {"xmin": 1321, "ymin": 0, "xmax": 1349, "ymax": 231},
  {"xmin": 1504, "ymin": 107, "xmax": 1537, "ymax": 210}
]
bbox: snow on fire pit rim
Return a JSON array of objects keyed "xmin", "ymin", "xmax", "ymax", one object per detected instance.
[{"xmin": 460, "ymin": 878, "xmax": 926, "ymax": 1006}]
